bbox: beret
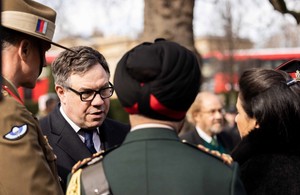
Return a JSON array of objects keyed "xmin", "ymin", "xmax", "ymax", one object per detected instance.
[{"xmin": 114, "ymin": 39, "xmax": 201, "ymax": 121}]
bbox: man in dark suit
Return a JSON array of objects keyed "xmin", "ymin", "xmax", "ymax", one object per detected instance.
[
  {"xmin": 180, "ymin": 91, "xmax": 237, "ymax": 153},
  {"xmin": 66, "ymin": 39, "xmax": 246, "ymax": 195},
  {"xmin": 39, "ymin": 46, "xmax": 129, "ymax": 192}
]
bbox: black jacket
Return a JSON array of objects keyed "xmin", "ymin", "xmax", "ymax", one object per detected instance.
[
  {"xmin": 39, "ymin": 104, "xmax": 130, "ymax": 192},
  {"xmin": 231, "ymin": 129, "xmax": 300, "ymax": 195}
]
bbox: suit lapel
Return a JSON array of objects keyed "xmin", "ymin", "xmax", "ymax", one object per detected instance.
[
  {"xmin": 191, "ymin": 129, "xmax": 206, "ymax": 145},
  {"xmin": 57, "ymin": 128, "xmax": 91, "ymax": 161},
  {"xmin": 50, "ymin": 105, "xmax": 92, "ymax": 161}
]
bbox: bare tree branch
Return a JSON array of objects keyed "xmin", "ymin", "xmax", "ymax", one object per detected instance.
[{"xmin": 269, "ymin": 0, "xmax": 300, "ymax": 24}]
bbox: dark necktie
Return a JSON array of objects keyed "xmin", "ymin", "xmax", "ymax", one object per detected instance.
[
  {"xmin": 210, "ymin": 137, "xmax": 219, "ymax": 147},
  {"xmin": 82, "ymin": 129, "xmax": 97, "ymax": 154}
]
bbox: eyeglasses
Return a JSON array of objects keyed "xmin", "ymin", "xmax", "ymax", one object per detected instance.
[{"xmin": 65, "ymin": 82, "xmax": 114, "ymax": 102}]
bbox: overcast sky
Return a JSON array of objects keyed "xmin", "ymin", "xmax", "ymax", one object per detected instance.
[{"xmin": 37, "ymin": 0, "xmax": 300, "ymax": 48}]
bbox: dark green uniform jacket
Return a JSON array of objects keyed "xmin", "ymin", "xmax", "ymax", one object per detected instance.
[{"xmin": 68, "ymin": 127, "xmax": 246, "ymax": 195}]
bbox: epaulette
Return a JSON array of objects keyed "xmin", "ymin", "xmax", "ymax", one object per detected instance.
[
  {"xmin": 67, "ymin": 152, "xmax": 106, "ymax": 195},
  {"xmin": 72, "ymin": 144, "xmax": 121, "ymax": 173},
  {"xmin": 68, "ymin": 148, "xmax": 114, "ymax": 195},
  {"xmin": 72, "ymin": 151, "xmax": 105, "ymax": 173},
  {"xmin": 181, "ymin": 139, "xmax": 233, "ymax": 166}
]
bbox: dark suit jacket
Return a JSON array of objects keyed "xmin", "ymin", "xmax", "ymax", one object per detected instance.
[
  {"xmin": 102, "ymin": 128, "xmax": 246, "ymax": 195},
  {"xmin": 39, "ymin": 104, "xmax": 130, "ymax": 192},
  {"xmin": 180, "ymin": 128, "xmax": 236, "ymax": 153}
]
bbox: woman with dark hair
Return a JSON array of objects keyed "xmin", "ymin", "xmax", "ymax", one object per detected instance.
[{"xmin": 231, "ymin": 68, "xmax": 300, "ymax": 195}]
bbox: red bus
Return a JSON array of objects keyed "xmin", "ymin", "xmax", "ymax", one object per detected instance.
[
  {"xmin": 203, "ymin": 47, "xmax": 300, "ymax": 93},
  {"xmin": 19, "ymin": 47, "xmax": 300, "ymax": 102}
]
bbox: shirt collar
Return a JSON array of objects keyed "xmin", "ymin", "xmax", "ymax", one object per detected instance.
[
  {"xmin": 131, "ymin": 123, "xmax": 174, "ymax": 132},
  {"xmin": 60, "ymin": 106, "xmax": 81, "ymax": 133},
  {"xmin": 59, "ymin": 105, "xmax": 100, "ymax": 133},
  {"xmin": 195, "ymin": 126, "xmax": 214, "ymax": 143}
]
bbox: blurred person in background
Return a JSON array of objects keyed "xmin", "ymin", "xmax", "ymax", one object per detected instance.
[
  {"xmin": 223, "ymin": 106, "xmax": 241, "ymax": 148},
  {"xmin": 36, "ymin": 93, "xmax": 59, "ymax": 119},
  {"xmin": 180, "ymin": 91, "xmax": 237, "ymax": 153}
]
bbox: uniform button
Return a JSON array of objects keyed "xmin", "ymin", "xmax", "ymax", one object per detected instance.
[{"xmin": 94, "ymin": 189, "xmax": 100, "ymax": 194}]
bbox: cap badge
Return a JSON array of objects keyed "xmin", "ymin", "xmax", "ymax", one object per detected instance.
[
  {"xmin": 3, "ymin": 124, "xmax": 28, "ymax": 140},
  {"xmin": 296, "ymin": 70, "xmax": 300, "ymax": 81},
  {"xmin": 35, "ymin": 18, "xmax": 48, "ymax": 34}
]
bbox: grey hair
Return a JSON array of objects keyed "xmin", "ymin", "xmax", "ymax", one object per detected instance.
[{"xmin": 51, "ymin": 46, "xmax": 110, "ymax": 86}]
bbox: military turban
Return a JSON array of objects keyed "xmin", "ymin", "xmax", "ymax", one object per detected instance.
[{"xmin": 114, "ymin": 39, "xmax": 201, "ymax": 121}]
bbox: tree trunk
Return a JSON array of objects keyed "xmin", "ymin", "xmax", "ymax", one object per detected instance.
[{"xmin": 142, "ymin": 0, "xmax": 199, "ymax": 57}]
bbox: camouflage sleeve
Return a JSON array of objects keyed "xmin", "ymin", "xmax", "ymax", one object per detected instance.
[{"xmin": 0, "ymin": 97, "xmax": 63, "ymax": 195}]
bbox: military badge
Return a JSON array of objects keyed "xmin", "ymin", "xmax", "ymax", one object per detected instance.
[
  {"xmin": 3, "ymin": 124, "xmax": 28, "ymax": 140},
  {"xmin": 296, "ymin": 70, "xmax": 300, "ymax": 81}
]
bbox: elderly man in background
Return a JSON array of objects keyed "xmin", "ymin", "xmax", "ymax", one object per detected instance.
[{"xmin": 180, "ymin": 91, "xmax": 237, "ymax": 153}]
